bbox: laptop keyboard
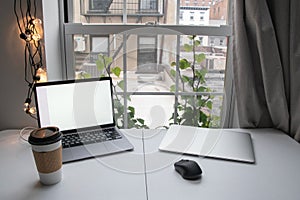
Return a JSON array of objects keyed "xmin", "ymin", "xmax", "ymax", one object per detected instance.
[{"xmin": 62, "ymin": 128, "xmax": 122, "ymax": 148}]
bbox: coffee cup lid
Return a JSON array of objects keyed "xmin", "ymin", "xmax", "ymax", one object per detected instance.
[{"xmin": 28, "ymin": 127, "xmax": 62, "ymax": 145}]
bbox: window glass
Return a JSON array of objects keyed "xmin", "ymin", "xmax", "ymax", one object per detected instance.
[
  {"xmin": 91, "ymin": 36, "xmax": 109, "ymax": 53},
  {"xmin": 129, "ymin": 94, "xmax": 174, "ymax": 128},
  {"xmin": 72, "ymin": 0, "xmax": 228, "ymax": 26},
  {"xmin": 66, "ymin": 0, "xmax": 231, "ymax": 128}
]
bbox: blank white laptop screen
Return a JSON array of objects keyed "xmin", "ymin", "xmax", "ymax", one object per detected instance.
[{"xmin": 35, "ymin": 79, "xmax": 114, "ymax": 131}]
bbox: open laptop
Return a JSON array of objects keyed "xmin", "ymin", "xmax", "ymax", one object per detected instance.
[
  {"xmin": 159, "ymin": 125, "xmax": 255, "ymax": 163},
  {"xmin": 34, "ymin": 77, "xmax": 134, "ymax": 163}
]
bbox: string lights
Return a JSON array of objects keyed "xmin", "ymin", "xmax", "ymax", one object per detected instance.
[{"xmin": 14, "ymin": 0, "xmax": 47, "ymax": 118}]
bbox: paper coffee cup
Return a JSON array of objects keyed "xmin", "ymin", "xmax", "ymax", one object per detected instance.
[{"xmin": 28, "ymin": 127, "xmax": 63, "ymax": 185}]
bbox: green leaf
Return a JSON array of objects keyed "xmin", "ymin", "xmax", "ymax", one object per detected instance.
[
  {"xmin": 137, "ymin": 118, "xmax": 145, "ymax": 125},
  {"xmin": 117, "ymin": 80, "xmax": 125, "ymax": 91},
  {"xmin": 182, "ymin": 75, "xmax": 190, "ymax": 83},
  {"xmin": 111, "ymin": 67, "xmax": 121, "ymax": 77},
  {"xmin": 177, "ymin": 104, "xmax": 184, "ymax": 111},
  {"xmin": 128, "ymin": 106, "xmax": 135, "ymax": 118},
  {"xmin": 195, "ymin": 70, "xmax": 207, "ymax": 84},
  {"xmin": 197, "ymin": 98, "xmax": 205, "ymax": 107},
  {"xmin": 96, "ymin": 59, "xmax": 105, "ymax": 72},
  {"xmin": 195, "ymin": 53, "xmax": 206, "ymax": 63},
  {"xmin": 195, "ymin": 70, "xmax": 202, "ymax": 78},
  {"xmin": 104, "ymin": 56, "xmax": 113, "ymax": 66},
  {"xmin": 125, "ymin": 94, "xmax": 132, "ymax": 101},
  {"xmin": 96, "ymin": 54, "xmax": 113, "ymax": 74},
  {"xmin": 170, "ymin": 84, "xmax": 176, "ymax": 92},
  {"xmin": 199, "ymin": 111, "xmax": 209, "ymax": 128},
  {"xmin": 128, "ymin": 106, "xmax": 134, "ymax": 113},
  {"xmin": 170, "ymin": 69, "xmax": 176, "ymax": 77},
  {"xmin": 207, "ymin": 101, "xmax": 213, "ymax": 110},
  {"xmin": 197, "ymin": 86, "xmax": 207, "ymax": 92},
  {"xmin": 179, "ymin": 59, "xmax": 190, "ymax": 69},
  {"xmin": 183, "ymin": 44, "xmax": 193, "ymax": 52},
  {"xmin": 171, "ymin": 61, "xmax": 177, "ymax": 67},
  {"xmin": 194, "ymin": 40, "xmax": 201, "ymax": 47}
]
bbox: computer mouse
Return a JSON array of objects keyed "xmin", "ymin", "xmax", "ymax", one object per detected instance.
[{"xmin": 174, "ymin": 159, "xmax": 202, "ymax": 180}]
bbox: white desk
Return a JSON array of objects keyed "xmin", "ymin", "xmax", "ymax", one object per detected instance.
[{"xmin": 0, "ymin": 128, "xmax": 300, "ymax": 200}]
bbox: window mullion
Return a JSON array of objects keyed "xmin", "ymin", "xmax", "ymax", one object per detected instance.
[
  {"xmin": 65, "ymin": 34, "xmax": 75, "ymax": 79},
  {"xmin": 64, "ymin": 24, "xmax": 232, "ymax": 37},
  {"xmin": 123, "ymin": 33, "xmax": 128, "ymax": 128},
  {"xmin": 67, "ymin": 0, "xmax": 74, "ymax": 23},
  {"xmin": 174, "ymin": 34, "xmax": 181, "ymax": 124},
  {"xmin": 123, "ymin": 0, "xmax": 127, "ymax": 24}
]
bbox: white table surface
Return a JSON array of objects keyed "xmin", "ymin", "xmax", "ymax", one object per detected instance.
[
  {"xmin": 0, "ymin": 128, "xmax": 300, "ymax": 200},
  {"xmin": 0, "ymin": 129, "xmax": 146, "ymax": 200}
]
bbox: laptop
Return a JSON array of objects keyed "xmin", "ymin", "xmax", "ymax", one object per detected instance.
[
  {"xmin": 159, "ymin": 125, "xmax": 255, "ymax": 163},
  {"xmin": 34, "ymin": 77, "xmax": 134, "ymax": 163}
]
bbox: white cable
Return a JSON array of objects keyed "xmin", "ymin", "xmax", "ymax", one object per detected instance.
[{"xmin": 19, "ymin": 127, "xmax": 36, "ymax": 142}]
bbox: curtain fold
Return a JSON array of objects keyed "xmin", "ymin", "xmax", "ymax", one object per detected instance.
[
  {"xmin": 290, "ymin": 0, "xmax": 300, "ymax": 141},
  {"xmin": 233, "ymin": 0, "xmax": 300, "ymax": 141}
]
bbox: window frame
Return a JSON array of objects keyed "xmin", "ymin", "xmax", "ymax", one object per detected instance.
[{"xmin": 61, "ymin": 0, "xmax": 234, "ymax": 128}]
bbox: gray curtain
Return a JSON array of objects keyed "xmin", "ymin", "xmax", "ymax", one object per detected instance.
[{"xmin": 233, "ymin": 0, "xmax": 300, "ymax": 141}]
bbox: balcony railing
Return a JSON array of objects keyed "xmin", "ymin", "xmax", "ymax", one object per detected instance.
[{"xmin": 81, "ymin": 0, "xmax": 164, "ymax": 16}]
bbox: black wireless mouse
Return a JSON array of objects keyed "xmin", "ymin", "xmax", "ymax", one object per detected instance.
[{"xmin": 174, "ymin": 159, "xmax": 202, "ymax": 180}]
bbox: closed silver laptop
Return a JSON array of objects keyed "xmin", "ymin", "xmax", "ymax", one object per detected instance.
[{"xmin": 159, "ymin": 125, "xmax": 255, "ymax": 163}]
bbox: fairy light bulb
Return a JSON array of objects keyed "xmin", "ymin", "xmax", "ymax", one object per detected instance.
[
  {"xmin": 24, "ymin": 98, "xmax": 31, "ymax": 107},
  {"xmin": 28, "ymin": 107, "xmax": 36, "ymax": 115},
  {"xmin": 32, "ymin": 18, "xmax": 43, "ymax": 39},
  {"xmin": 36, "ymin": 68, "xmax": 47, "ymax": 83},
  {"xmin": 32, "ymin": 33, "xmax": 41, "ymax": 41},
  {"xmin": 24, "ymin": 106, "xmax": 36, "ymax": 115},
  {"xmin": 32, "ymin": 18, "xmax": 42, "ymax": 25},
  {"xmin": 25, "ymin": 34, "xmax": 32, "ymax": 42}
]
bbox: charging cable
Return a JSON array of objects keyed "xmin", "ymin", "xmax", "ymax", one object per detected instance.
[{"xmin": 19, "ymin": 127, "xmax": 36, "ymax": 142}]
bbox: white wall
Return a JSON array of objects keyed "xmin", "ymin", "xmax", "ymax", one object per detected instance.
[
  {"xmin": 0, "ymin": 0, "xmax": 63, "ymax": 130},
  {"xmin": 0, "ymin": 1, "xmax": 43, "ymax": 130}
]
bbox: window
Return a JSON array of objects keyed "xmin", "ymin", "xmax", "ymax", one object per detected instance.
[
  {"xmin": 180, "ymin": 11, "xmax": 183, "ymax": 20},
  {"xmin": 91, "ymin": 36, "xmax": 109, "ymax": 53},
  {"xmin": 190, "ymin": 12, "xmax": 195, "ymax": 21},
  {"xmin": 90, "ymin": 35, "xmax": 109, "ymax": 63},
  {"xmin": 220, "ymin": 39, "xmax": 224, "ymax": 46},
  {"xmin": 137, "ymin": 36, "xmax": 157, "ymax": 73},
  {"xmin": 83, "ymin": 0, "xmax": 163, "ymax": 15},
  {"xmin": 63, "ymin": 0, "xmax": 232, "ymax": 129},
  {"xmin": 140, "ymin": 0, "xmax": 158, "ymax": 11},
  {"xmin": 89, "ymin": 0, "xmax": 112, "ymax": 12}
]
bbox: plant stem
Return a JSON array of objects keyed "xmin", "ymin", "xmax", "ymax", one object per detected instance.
[{"xmin": 192, "ymin": 35, "xmax": 196, "ymax": 91}]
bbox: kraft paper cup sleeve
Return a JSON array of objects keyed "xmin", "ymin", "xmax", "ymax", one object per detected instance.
[{"xmin": 33, "ymin": 146, "xmax": 62, "ymax": 174}]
